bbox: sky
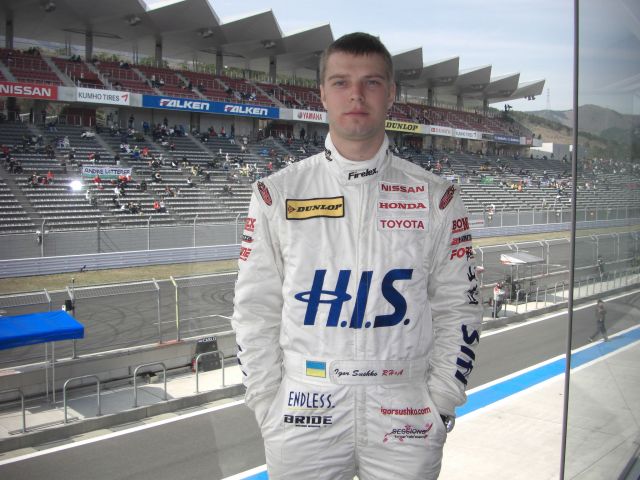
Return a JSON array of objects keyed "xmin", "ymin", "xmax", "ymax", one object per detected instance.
[{"xmin": 205, "ymin": 0, "xmax": 575, "ymax": 112}]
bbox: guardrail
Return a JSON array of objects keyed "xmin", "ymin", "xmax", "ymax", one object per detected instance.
[
  {"xmin": 0, "ymin": 388, "xmax": 25, "ymax": 433},
  {"xmin": 133, "ymin": 362, "xmax": 167, "ymax": 407},
  {"xmin": 194, "ymin": 351, "xmax": 225, "ymax": 393},
  {"xmin": 63, "ymin": 375, "xmax": 101, "ymax": 423}
]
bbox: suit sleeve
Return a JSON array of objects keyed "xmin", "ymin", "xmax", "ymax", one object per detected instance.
[
  {"xmin": 426, "ymin": 184, "xmax": 482, "ymax": 417},
  {"xmin": 231, "ymin": 183, "xmax": 284, "ymax": 426}
]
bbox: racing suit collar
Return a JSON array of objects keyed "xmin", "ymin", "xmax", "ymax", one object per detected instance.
[{"xmin": 324, "ymin": 133, "xmax": 390, "ymax": 185}]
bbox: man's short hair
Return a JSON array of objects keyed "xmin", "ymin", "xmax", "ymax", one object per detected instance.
[{"xmin": 319, "ymin": 32, "xmax": 394, "ymax": 84}]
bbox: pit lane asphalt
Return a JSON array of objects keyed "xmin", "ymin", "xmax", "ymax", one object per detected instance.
[{"xmin": 1, "ymin": 292, "xmax": 638, "ymax": 480}]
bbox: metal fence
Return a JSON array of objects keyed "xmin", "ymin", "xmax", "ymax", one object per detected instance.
[{"xmin": 2, "ymin": 206, "xmax": 639, "ymax": 261}]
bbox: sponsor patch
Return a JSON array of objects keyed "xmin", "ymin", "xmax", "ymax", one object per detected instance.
[
  {"xmin": 450, "ymin": 246, "xmax": 474, "ymax": 260},
  {"xmin": 241, "ymin": 234, "xmax": 253, "ymax": 243},
  {"xmin": 284, "ymin": 414, "xmax": 332, "ymax": 427},
  {"xmin": 380, "ymin": 406, "xmax": 432, "ymax": 416},
  {"xmin": 288, "ymin": 391, "xmax": 335, "ymax": 409},
  {"xmin": 439, "ymin": 185, "xmax": 455, "ymax": 209},
  {"xmin": 451, "ymin": 233, "xmax": 472, "ymax": 246},
  {"xmin": 347, "ymin": 167, "xmax": 377, "ymax": 181},
  {"xmin": 239, "ymin": 246, "xmax": 252, "ymax": 261},
  {"xmin": 306, "ymin": 360, "xmax": 327, "ymax": 378},
  {"xmin": 452, "ymin": 217, "xmax": 469, "ymax": 234},
  {"xmin": 379, "ymin": 201, "xmax": 427, "ymax": 210},
  {"xmin": 383, "ymin": 423, "xmax": 433, "ymax": 443},
  {"xmin": 286, "ymin": 197, "xmax": 344, "ymax": 220},
  {"xmin": 379, "ymin": 182, "xmax": 426, "ymax": 194},
  {"xmin": 324, "ymin": 148, "xmax": 333, "ymax": 161},
  {"xmin": 244, "ymin": 217, "xmax": 256, "ymax": 232},
  {"xmin": 257, "ymin": 182, "xmax": 272, "ymax": 206},
  {"xmin": 379, "ymin": 219, "xmax": 425, "ymax": 230}
]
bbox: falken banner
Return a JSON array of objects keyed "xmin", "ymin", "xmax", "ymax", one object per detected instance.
[
  {"xmin": 76, "ymin": 87, "xmax": 130, "ymax": 106},
  {"xmin": 142, "ymin": 95, "xmax": 279, "ymax": 118}
]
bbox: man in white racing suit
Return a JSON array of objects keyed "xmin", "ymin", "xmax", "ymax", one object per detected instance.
[{"xmin": 232, "ymin": 32, "xmax": 482, "ymax": 480}]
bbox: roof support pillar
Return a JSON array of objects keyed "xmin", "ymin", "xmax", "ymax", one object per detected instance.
[
  {"xmin": 5, "ymin": 18, "xmax": 14, "ymax": 49},
  {"xmin": 483, "ymin": 98, "xmax": 489, "ymax": 111},
  {"xmin": 155, "ymin": 38, "xmax": 163, "ymax": 68},
  {"xmin": 269, "ymin": 55, "xmax": 277, "ymax": 84},
  {"xmin": 456, "ymin": 94, "xmax": 463, "ymax": 109},
  {"xmin": 85, "ymin": 31, "xmax": 93, "ymax": 61},
  {"xmin": 215, "ymin": 51, "xmax": 223, "ymax": 76},
  {"xmin": 427, "ymin": 87, "xmax": 434, "ymax": 107}
]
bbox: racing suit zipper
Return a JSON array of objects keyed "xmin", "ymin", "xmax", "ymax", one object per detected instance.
[{"xmin": 354, "ymin": 182, "xmax": 367, "ymax": 448}]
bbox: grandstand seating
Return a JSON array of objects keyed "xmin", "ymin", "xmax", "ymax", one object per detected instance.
[
  {"xmin": 94, "ymin": 61, "xmax": 155, "ymax": 94},
  {"xmin": 0, "ymin": 47, "xmax": 637, "ymax": 233},
  {"xmin": 52, "ymin": 57, "xmax": 105, "ymax": 89},
  {"xmin": 0, "ymin": 49, "xmax": 63, "ymax": 86}
]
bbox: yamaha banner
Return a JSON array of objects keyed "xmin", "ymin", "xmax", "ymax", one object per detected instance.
[{"xmin": 142, "ymin": 95, "xmax": 279, "ymax": 119}]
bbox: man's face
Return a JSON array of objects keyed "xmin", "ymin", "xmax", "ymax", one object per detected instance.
[{"xmin": 320, "ymin": 52, "xmax": 395, "ymax": 145}]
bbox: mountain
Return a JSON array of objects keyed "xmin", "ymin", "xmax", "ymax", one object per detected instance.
[{"xmin": 526, "ymin": 105, "xmax": 638, "ymax": 136}]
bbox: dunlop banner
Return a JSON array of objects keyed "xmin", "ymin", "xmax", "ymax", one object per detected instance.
[{"xmin": 384, "ymin": 119, "xmax": 420, "ymax": 133}]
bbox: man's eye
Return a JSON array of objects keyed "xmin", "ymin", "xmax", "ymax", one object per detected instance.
[{"xmin": 333, "ymin": 80, "xmax": 345, "ymax": 87}]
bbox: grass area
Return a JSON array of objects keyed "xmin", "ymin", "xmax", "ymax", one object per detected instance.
[{"xmin": 1, "ymin": 225, "xmax": 638, "ymax": 295}]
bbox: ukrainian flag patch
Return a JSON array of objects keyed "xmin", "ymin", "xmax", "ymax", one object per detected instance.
[{"xmin": 306, "ymin": 360, "xmax": 326, "ymax": 378}]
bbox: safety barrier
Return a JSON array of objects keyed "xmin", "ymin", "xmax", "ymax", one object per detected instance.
[
  {"xmin": 133, "ymin": 362, "xmax": 167, "ymax": 407},
  {"xmin": 194, "ymin": 351, "xmax": 225, "ymax": 393},
  {"xmin": 63, "ymin": 375, "xmax": 101, "ymax": 423},
  {"xmin": 0, "ymin": 388, "xmax": 25, "ymax": 433}
]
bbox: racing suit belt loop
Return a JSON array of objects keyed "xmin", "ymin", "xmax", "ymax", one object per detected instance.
[{"xmin": 283, "ymin": 351, "xmax": 428, "ymax": 385}]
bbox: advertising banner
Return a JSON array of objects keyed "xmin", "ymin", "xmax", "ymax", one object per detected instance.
[
  {"xmin": 293, "ymin": 109, "xmax": 326, "ymax": 123},
  {"xmin": 142, "ymin": 95, "xmax": 279, "ymax": 119},
  {"xmin": 76, "ymin": 87, "xmax": 130, "ymax": 105},
  {"xmin": 0, "ymin": 81, "xmax": 57, "ymax": 99},
  {"xmin": 385, "ymin": 119, "xmax": 421, "ymax": 133},
  {"xmin": 82, "ymin": 166, "xmax": 132, "ymax": 180},
  {"xmin": 427, "ymin": 125, "xmax": 453, "ymax": 137},
  {"xmin": 454, "ymin": 128, "xmax": 481, "ymax": 140},
  {"xmin": 493, "ymin": 134, "xmax": 520, "ymax": 145}
]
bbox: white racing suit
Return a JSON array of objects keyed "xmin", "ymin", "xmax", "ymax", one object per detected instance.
[{"xmin": 232, "ymin": 134, "xmax": 481, "ymax": 480}]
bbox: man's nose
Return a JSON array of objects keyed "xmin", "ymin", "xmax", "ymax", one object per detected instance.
[{"xmin": 350, "ymin": 83, "xmax": 365, "ymax": 101}]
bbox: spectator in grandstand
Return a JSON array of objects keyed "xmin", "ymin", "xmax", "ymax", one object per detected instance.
[
  {"xmin": 164, "ymin": 185, "xmax": 176, "ymax": 197},
  {"xmin": 232, "ymin": 32, "xmax": 479, "ymax": 480},
  {"xmin": 186, "ymin": 176, "xmax": 194, "ymax": 188},
  {"xmin": 81, "ymin": 130, "xmax": 96, "ymax": 139},
  {"xmin": 46, "ymin": 170, "xmax": 55, "ymax": 183},
  {"xmin": 222, "ymin": 184, "xmax": 233, "ymax": 196},
  {"xmin": 152, "ymin": 171, "xmax": 163, "ymax": 183},
  {"xmin": 221, "ymin": 126, "xmax": 226, "ymax": 138}
]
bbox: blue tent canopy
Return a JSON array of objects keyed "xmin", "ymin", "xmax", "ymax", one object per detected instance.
[{"xmin": 0, "ymin": 311, "xmax": 84, "ymax": 350}]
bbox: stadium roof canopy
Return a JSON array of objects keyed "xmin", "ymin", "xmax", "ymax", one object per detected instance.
[{"xmin": 0, "ymin": 0, "xmax": 544, "ymax": 105}]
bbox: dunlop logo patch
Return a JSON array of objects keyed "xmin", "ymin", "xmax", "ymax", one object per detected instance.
[{"xmin": 286, "ymin": 197, "xmax": 345, "ymax": 220}]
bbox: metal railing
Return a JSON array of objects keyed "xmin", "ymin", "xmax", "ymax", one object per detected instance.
[
  {"xmin": 133, "ymin": 362, "xmax": 167, "ymax": 407},
  {"xmin": 63, "ymin": 375, "xmax": 101, "ymax": 423},
  {"xmin": 194, "ymin": 351, "xmax": 225, "ymax": 393},
  {"xmin": 0, "ymin": 388, "xmax": 26, "ymax": 433}
]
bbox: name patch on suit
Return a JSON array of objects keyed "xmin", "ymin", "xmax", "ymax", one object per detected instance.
[{"xmin": 286, "ymin": 197, "xmax": 345, "ymax": 220}]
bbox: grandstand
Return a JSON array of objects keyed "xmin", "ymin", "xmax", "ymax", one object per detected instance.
[{"xmin": 0, "ymin": 0, "xmax": 637, "ymax": 237}]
